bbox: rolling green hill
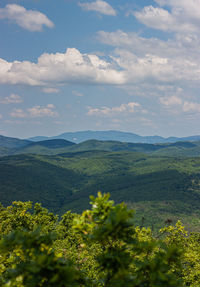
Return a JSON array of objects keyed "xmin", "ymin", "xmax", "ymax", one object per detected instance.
[
  {"xmin": 1, "ymin": 151, "xmax": 200, "ymax": 231},
  {"xmin": 14, "ymin": 139, "xmax": 76, "ymax": 155},
  {"xmin": 1, "ymin": 135, "xmax": 200, "ymax": 158},
  {"xmin": 0, "ymin": 135, "xmax": 31, "ymax": 149},
  {"xmin": 13, "ymin": 139, "xmax": 200, "ymax": 158}
]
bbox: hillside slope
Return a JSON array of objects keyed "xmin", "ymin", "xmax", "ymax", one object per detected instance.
[
  {"xmin": 1, "ymin": 151, "xmax": 200, "ymax": 231},
  {"xmin": 15, "ymin": 139, "xmax": 76, "ymax": 155},
  {"xmin": 13, "ymin": 139, "xmax": 200, "ymax": 157},
  {"xmin": 0, "ymin": 135, "xmax": 31, "ymax": 149}
]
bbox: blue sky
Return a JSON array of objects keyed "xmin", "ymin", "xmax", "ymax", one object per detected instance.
[{"xmin": 1, "ymin": 0, "xmax": 200, "ymax": 138}]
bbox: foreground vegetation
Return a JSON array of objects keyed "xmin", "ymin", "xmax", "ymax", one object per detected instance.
[{"xmin": 1, "ymin": 193, "xmax": 200, "ymax": 286}]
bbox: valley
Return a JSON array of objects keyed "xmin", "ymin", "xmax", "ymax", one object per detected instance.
[{"xmin": 1, "ymin": 133, "xmax": 200, "ymax": 231}]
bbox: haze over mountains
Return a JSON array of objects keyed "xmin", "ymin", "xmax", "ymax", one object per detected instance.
[
  {"xmin": 1, "ymin": 131, "xmax": 200, "ymax": 158},
  {"xmin": 28, "ymin": 130, "xmax": 200, "ymax": 144}
]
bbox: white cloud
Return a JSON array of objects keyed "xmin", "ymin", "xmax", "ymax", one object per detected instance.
[
  {"xmin": 183, "ymin": 101, "xmax": 200, "ymax": 113},
  {"xmin": 97, "ymin": 30, "xmax": 200, "ymax": 60},
  {"xmin": 160, "ymin": 95, "xmax": 200, "ymax": 114},
  {"xmin": 155, "ymin": 0, "xmax": 200, "ymax": 18},
  {"xmin": 0, "ymin": 94, "xmax": 23, "ymax": 104},
  {"xmin": 111, "ymin": 49, "xmax": 176, "ymax": 83},
  {"xmin": 0, "ymin": 114, "xmax": 3, "ymax": 119},
  {"xmin": 134, "ymin": 1, "xmax": 200, "ymax": 33},
  {"xmin": 160, "ymin": 96, "xmax": 183, "ymax": 107},
  {"xmin": 0, "ymin": 48, "xmax": 125, "ymax": 86},
  {"xmin": 134, "ymin": 6, "xmax": 176, "ymax": 32},
  {"xmin": 10, "ymin": 104, "xmax": 58, "ymax": 118},
  {"xmin": 28, "ymin": 104, "xmax": 58, "ymax": 117},
  {"xmin": 43, "ymin": 88, "xmax": 60, "ymax": 94},
  {"xmin": 87, "ymin": 102, "xmax": 142, "ymax": 117},
  {"xmin": 1, "ymin": 17, "xmax": 200, "ymax": 90},
  {"xmin": 78, "ymin": 0, "xmax": 116, "ymax": 16},
  {"xmin": 97, "ymin": 30, "xmax": 200, "ymax": 84},
  {"xmin": 0, "ymin": 4, "xmax": 54, "ymax": 32},
  {"xmin": 10, "ymin": 108, "xmax": 27, "ymax": 118}
]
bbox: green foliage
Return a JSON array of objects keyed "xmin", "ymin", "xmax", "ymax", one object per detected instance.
[
  {"xmin": 73, "ymin": 192, "xmax": 184, "ymax": 286},
  {"xmin": 0, "ymin": 229, "xmax": 85, "ymax": 286},
  {"xmin": 0, "ymin": 194, "xmax": 191, "ymax": 286},
  {"xmin": 161, "ymin": 222, "xmax": 200, "ymax": 286},
  {"xmin": 0, "ymin": 201, "xmax": 58, "ymax": 237}
]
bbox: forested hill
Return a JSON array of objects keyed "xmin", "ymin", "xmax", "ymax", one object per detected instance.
[
  {"xmin": 1, "ymin": 135, "xmax": 200, "ymax": 157},
  {"xmin": 0, "ymin": 135, "xmax": 31, "ymax": 149},
  {"xmin": 1, "ymin": 150, "xmax": 200, "ymax": 231},
  {"xmin": 1, "ymin": 133, "xmax": 200, "ymax": 231}
]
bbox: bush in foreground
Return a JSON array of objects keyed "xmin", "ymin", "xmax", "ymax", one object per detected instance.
[{"xmin": 0, "ymin": 193, "xmax": 199, "ymax": 286}]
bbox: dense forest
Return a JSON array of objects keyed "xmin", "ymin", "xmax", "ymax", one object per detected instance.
[
  {"xmin": 1, "ymin": 193, "xmax": 200, "ymax": 286},
  {"xmin": 1, "ymin": 149, "xmax": 200, "ymax": 231}
]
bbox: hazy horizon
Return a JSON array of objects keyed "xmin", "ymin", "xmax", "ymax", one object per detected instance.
[{"xmin": 2, "ymin": 129, "xmax": 200, "ymax": 141}]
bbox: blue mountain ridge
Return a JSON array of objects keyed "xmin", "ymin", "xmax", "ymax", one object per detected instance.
[{"xmin": 28, "ymin": 130, "xmax": 200, "ymax": 144}]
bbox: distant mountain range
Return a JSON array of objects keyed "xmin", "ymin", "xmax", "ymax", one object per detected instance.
[
  {"xmin": 0, "ymin": 133, "xmax": 200, "ymax": 158},
  {"xmin": 1, "ymin": 131, "xmax": 200, "ymax": 158},
  {"xmin": 28, "ymin": 130, "xmax": 200, "ymax": 144}
]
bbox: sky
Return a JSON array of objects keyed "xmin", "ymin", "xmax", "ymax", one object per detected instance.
[{"xmin": 1, "ymin": 0, "xmax": 200, "ymax": 138}]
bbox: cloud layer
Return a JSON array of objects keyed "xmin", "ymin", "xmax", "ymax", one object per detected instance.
[
  {"xmin": 160, "ymin": 96, "xmax": 200, "ymax": 114},
  {"xmin": 1, "ymin": 0, "xmax": 200, "ymax": 124},
  {"xmin": 97, "ymin": 29, "xmax": 200, "ymax": 84},
  {"xmin": 0, "ymin": 4, "xmax": 54, "ymax": 31},
  {"xmin": 0, "ymin": 94, "xmax": 23, "ymax": 104},
  {"xmin": 87, "ymin": 102, "xmax": 143, "ymax": 117}
]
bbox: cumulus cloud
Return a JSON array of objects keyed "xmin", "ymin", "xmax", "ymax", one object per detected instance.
[
  {"xmin": 133, "ymin": 0, "xmax": 200, "ymax": 33},
  {"xmin": 0, "ymin": 4, "xmax": 54, "ymax": 31},
  {"xmin": 1, "ymin": 40, "xmax": 200, "ymax": 87},
  {"xmin": 10, "ymin": 104, "xmax": 58, "ymax": 118},
  {"xmin": 0, "ymin": 48, "xmax": 125, "ymax": 86},
  {"xmin": 95, "ymin": 0, "xmax": 200, "ymax": 100},
  {"xmin": 78, "ymin": 0, "xmax": 116, "ymax": 16},
  {"xmin": 0, "ymin": 94, "xmax": 23, "ymax": 104},
  {"xmin": 98, "ymin": 29, "xmax": 200, "ymax": 61},
  {"xmin": 1, "ymin": 35, "xmax": 200, "ymax": 89},
  {"xmin": 160, "ymin": 96, "xmax": 183, "ymax": 107},
  {"xmin": 160, "ymin": 96, "xmax": 200, "ymax": 114},
  {"xmin": 97, "ymin": 30, "xmax": 200, "ymax": 84},
  {"xmin": 28, "ymin": 104, "xmax": 58, "ymax": 117},
  {"xmin": 111, "ymin": 50, "xmax": 176, "ymax": 83},
  {"xmin": 87, "ymin": 102, "xmax": 142, "ymax": 117}
]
